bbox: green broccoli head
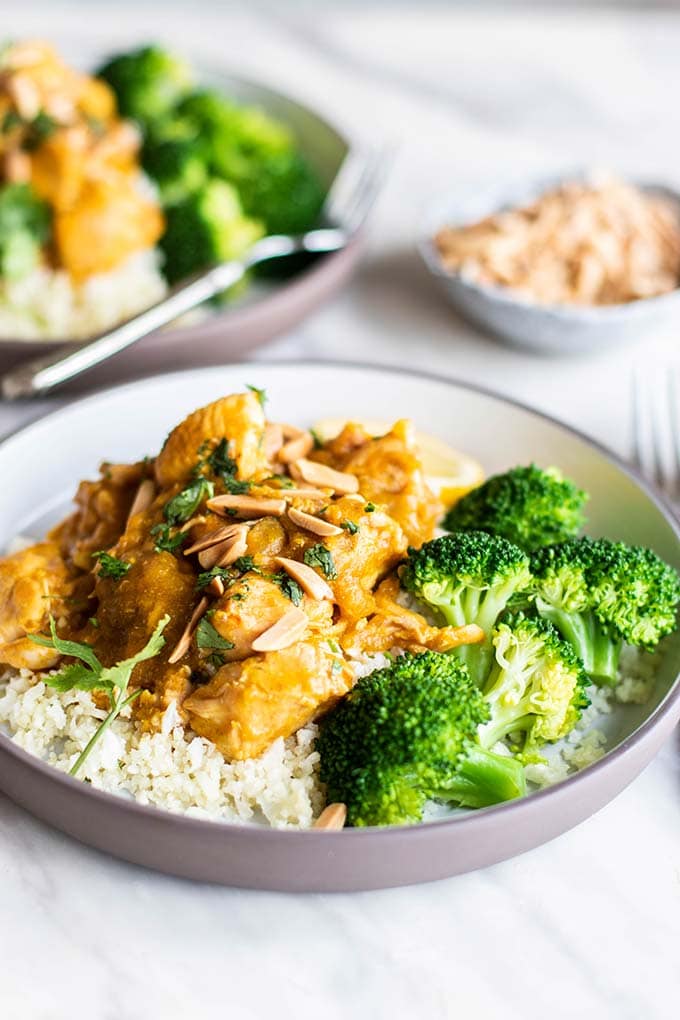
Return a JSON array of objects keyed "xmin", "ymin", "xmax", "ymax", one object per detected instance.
[
  {"xmin": 0, "ymin": 182, "xmax": 51, "ymax": 280},
  {"xmin": 176, "ymin": 89, "xmax": 325, "ymax": 235},
  {"xmin": 444, "ymin": 464, "xmax": 588, "ymax": 551},
  {"xmin": 531, "ymin": 537, "xmax": 680, "ymax": 684},
  {"xmin": 142, "ymin": 136, "xmax": 208, "ymax": 205},
  {"xmin": 317, "ymin": 651, "xmax": 526, "ymax": 826},
  {"xmin": 159, "ymin": 178, "xmax": 263, "ymax": 285},
  {"xmin": 479, "ymin": 614, "xmax": 590, "ymax": 752},
  {"xmin": 97, "ymin": 46, "xmax": 192, "ymax": 127},
  {"xmin": 400, "ymin": 531, "xmax": 532, "ymax": 687}
]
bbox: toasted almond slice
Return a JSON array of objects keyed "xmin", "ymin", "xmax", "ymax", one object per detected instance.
[
  {"xmin": 313, "ymin": 804, "xmax": 347, "ymax": 830},
  {"xmin": 7, "ymin": 74, "xmax": 40, "ymax": 119},
  {"xmin": 103, "ymin": 462, "xmax": 143, "ymax": 486},
  {"xmin": 292, "ymin": 459, "xmax": 359, "ymax": 494},
  {"xmin": 198, "ymin": 525, "xmax": 249, "ymax": 569},
  {"xmin": 179, "ymin": 514, "xmax": 208, "ymax": 534},
  {"xmin": 207, "ymin": 576, "xmax": 225, "ymax": 597},
  {"xmin": 280, "ymin": 422, "xmax": 305, "ymax": 439},
  {"xmin": 288, "ymin": 506, "xmax": 343, "ymax": 537},
  {"xmin": 168, "ymin": 597, "xmax": 209, "ymax": 664},
  {"xmin": 4, "ymin": 148, "xmax": 30, "ymax": 183},
  {"xmin": 127, "ymin": 478, "xmax": 156, "ymax": 524},
  {"xmin": 251, "ymin": 606, "xmax": 308, "ymax": 652},
  {"xmin": 274, "ymin": 556, "xmax": 334, "ymax": 601},
  {"xmin": 184, "ymin": 523, "xmax": 245, "ymax": 556},
  {"xmin": 264, "ymin": 422, "xmax": 284, "ymax": 460},
  {"xmin": 278, "ymin": 432, "xmax": 314, "ymax": 464},
  {"xmin": 277, "ymin": 487, "xmax": 328, "ymax": 500},
  {"xmin": 207, "ymin": 494, "xmax": 286, "ymax": 518}
]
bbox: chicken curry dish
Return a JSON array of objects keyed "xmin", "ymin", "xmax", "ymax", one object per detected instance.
[{"xmin": 0, "ymin": 388, "xmax": 485, "ymax": 827}]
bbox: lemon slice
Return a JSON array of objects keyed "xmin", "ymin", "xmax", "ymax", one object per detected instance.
[{"xmin": 312, "ymin": 417, "xmax": 484, "ymax": 509}]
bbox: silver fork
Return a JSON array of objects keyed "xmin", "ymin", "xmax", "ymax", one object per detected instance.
[
  {"xmin": 631, "ymin": 364, "xmax": 680, "ymax": 510},
  {"xmin": 1, "ymin": 147, "xmax": 387, "ymax": 400}
]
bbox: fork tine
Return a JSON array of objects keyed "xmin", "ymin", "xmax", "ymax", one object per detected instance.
[{"xmin": 325, "ymin": 146, "xmax": 390, "ymax": 234}]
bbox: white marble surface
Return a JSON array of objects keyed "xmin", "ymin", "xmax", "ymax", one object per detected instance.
[{"xmin": 2, "ymin": 5, "xmax": 680, "ymax": 1018}]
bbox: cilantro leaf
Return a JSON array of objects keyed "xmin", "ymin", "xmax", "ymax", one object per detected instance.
[
  {"xmin": 232, "ymin": 555, "xmax": 256, "ymax": 574},
  {"xmin": 164, "ymin": 477, "xmax": 214, "ymax": 526},
  {"xmin": 196, "ymin": 617, "xmax": 235, "ymax": 651},
  {"xmin": 28, "ymin": 615, "xmax": 169, "ymax": 777},
  {"xmin": 92, "ymin": 550, "xmax": 131, "ymax": 580},
  {"xmin": 246, "ymin": 384, "xmax": 267, "ymax": 407},
  {"xmin": 206, "ymin": 438, "xmax": 237, "ymax": 478},
  {"xmin": 196, "ymin": 565, "xmax": 233, "ymax": 590},
  {"xmin": 364, "ymin": 502, "xmax": 376, "ymax": 513},
  {"xmin": 303, "ymin": 544, "xmax": 337, "ymax": 580},
  {"xmin": 151, "ymin": 523, "xmax": 188, "ymax": 553},
  {"xmin": 274, "ymin": 571, "xmax": 304, "ymax": 606},
  {"xmin": 341, "ymin": 520, "xmax": 359, "ymax": 535}
]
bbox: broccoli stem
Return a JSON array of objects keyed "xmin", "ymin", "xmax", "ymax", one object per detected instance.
[
  {"xmin": 435, "ymin": 745, "xmax": 527, "ymax": 808},
  {"xmin": 537, "ymin": 602, "xmax": 621, "ymax": 685}
]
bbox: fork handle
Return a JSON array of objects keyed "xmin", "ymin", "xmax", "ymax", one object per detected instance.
[{"xmin": 0, "ymin": 232, "xmax": 309, "ymax": 400}]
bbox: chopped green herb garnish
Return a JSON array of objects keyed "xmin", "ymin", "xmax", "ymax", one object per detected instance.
[
  {"xmin": 23, "ymin": 111, "xmax": 58, "ymax": 150},
  {"xmin": 230, "ymin": 591, "xmax": 246, "ymax": 602},
  {"xmin": 28, "ymin": 615, "xmax": 169, "ymax": 777},
  {"xmin": 196, "ymin": 565, "xmax": 233, "ymax": 590},
  {"xmin": 274, "ymin": 571, "xmax": 304, "ymax": 606},
  {"xmin": 206, "ymin": 437, "xmax": 237, "ymax": 477},
  {"xmin": 232, "ymin": 555, "xmax": 256, "ymax": 575},
  {"xmin": 222, "ymin": 474, "xmax": 251, "ymax": 495},
  {"xmin": 1, "ymin": 110, "xmax": 22, "ymax": 133},
  {"xmin": 303, "ymin": 544, "xmax": 337, "ymax": 580},
  {"xmin": 341, "ymin": 520, "xmax": 359, "ymax": 535},
  {"xmin": 196, "ymin": 616, "xmax": 235, "ymax": 652},
  {"xmin": 264, "ymin": 475, "xmax": 294, "ymax": 488},
  {"xmin": 246, "ymin": 384, "xmax": 267, "ymax": 407},
  {"xmin": 309, "ymin": 428, "xmax": 324, "ymax": 450},
  {"xmin": 164, "ymin": 477, "xmax": 214, "ymax": 526},
  {"xmin": 327, "ymin": 638, "xmax": 341, "ymax": 654},
  {"xmin": 151, "ymin": 522, "xmax": 188, "ymax": 553},
  {"xmin": 364, "ymin": 502, "xmax": 376, "ymax": 513},
  {"xmin": 88, "ymin": 617, "xmax": 99, "ymax": 629},
  {"xmin": 206, "ymin": 652, "xmax": 226, "ymax": 669},
  {"xmin": 92, "ymin": 550, "xmax": 131, "ymax": 580}
]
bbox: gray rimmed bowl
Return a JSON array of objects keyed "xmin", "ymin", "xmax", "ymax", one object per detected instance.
[
  {"xmin": 0, "ymin": 360, "xmax": 679, "ymax": 891},
  {"xmin": 418, "ymin": 175, "xmax": 680, "ymax": 355},
  {"xmin": 0, "ymin": 59, "xmax": 360, "ymax": 384}
]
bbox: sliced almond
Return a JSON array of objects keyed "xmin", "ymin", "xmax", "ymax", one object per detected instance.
[
  {"xmin": 207, "ymin": 494, "xmax": 286, "ymax": 518},
  {"xmin": 198, "ymin": 525, "xmax": 249, "ymax": 569},
  {"xmin": 7, "ymin": 74, "xmax": 40, "ymax": 119},
  {"xmin": 179, "ymin": 514, "xmax": 207, "ymax": 534},
  {"xmin": 276, "ymin": 487, "xmax": 328, "ymax": 501},
  {"xmin": 278, "ymin": 432, "xmax": 314, "ymax": 464},
  {"xmin": 4, "ymin": 149, "xmax": 30, "ymax": 183},
  {"xmin": 184, "ymin": 523, "xmax": 244, "ymax": 556},
  {"xmin": 288, "ymin": 506, "xmax": 343, "ymax": 537},
  {"xmin": 274, "ymin": 556, "xmax": 334, "ymax": 601},
  {"xmin": 127, "ymin": 479, "xmax": 156, "ymax": 524},
  {"xmin": 292, "ymin": 459, "xmax": 359, "ymax": 494},
  {"xmin": 264, "ymin": 422, "xmax": 284, "ymax": 460},
  {"xmin": 207, "ymin": 576, "xmax": 225, "ymax": 597},
  {"xmin": 251, "ymin": 606, "xmax": 308, "ymax": 652},
  {"xmin": 280, "ymin": 422, "xmax": 305, "ymax": 439},
  {"xmin": 168, "ymin": 597, "xmax": 209, "ymax": 664},
  {"xmin": 313, "ymin": 804, "xmax": 347, "ymax": 830}
]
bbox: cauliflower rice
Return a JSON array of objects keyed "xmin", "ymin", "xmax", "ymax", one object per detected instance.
[
  {"xmin": 0, "ymin": 248, "xmax": 167, "ymax": 341},
  {"xmin": 0, "ymin": 645, "xmax": 660, "ymax": 828}
]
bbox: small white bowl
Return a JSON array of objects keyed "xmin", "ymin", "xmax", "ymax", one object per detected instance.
[{"xmin": 418, "ymin": 174, "xmax": 680, "ymax": 356}]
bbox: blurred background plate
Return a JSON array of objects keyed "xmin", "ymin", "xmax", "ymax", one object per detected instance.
[{"xmin": 0, "ymin": 65, "xmax": 359, "ymax": 382}]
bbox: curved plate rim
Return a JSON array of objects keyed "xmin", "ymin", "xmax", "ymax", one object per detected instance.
[{"xmin": 0, "ymin": 358, "xmax": 678, "ymax": 844}]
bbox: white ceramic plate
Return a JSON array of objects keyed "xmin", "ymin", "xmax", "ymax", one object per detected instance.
[{"xmin": 0, "ymin": 361, "xmax": 678, "ymax": 890}]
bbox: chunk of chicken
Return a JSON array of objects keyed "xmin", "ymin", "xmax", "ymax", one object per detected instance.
[
  {"xmin": 184, "ymin": 637, "xmax": 354, "ymax": 759},
  {"xmin": 210, "ymin": 573, "xmax": 334, "ymax": 662},
  {"xmin": 341, "ymin": 577, "xmax": 484, "ymax": 656},
  {"xmin": 316, "ymin": 419, "xmax": 443, "ymax": 546},
  {"xmin": 0, "ymin": 541, "xmax": 73, "ymax": 669},
  {"xmin": 50, "ymin": 461, "xmax": 145, "ymax": 571},
  {"xmin": 155, "ymin": 392, "xmax": 268, "ymax": 489}
]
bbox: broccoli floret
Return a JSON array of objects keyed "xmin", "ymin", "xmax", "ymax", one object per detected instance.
[
  {"xmin": 317, "ymin": 651, "xmax": 526, "ymax": 826},
  {"xmin": 0, "ymin": 182, "xmax": 51, "ymax": 280},
  {"xmin": 177, "ymin": 89, "xmax": 325, "ymax": 234},
  {"xmin": 142, "ymin": 136, "xmax": 208, "ymax": 205},
  {"xmin": 531, "ymin": 537, "xmax": 680, "ymax": 684},
  {"xmin": 478, "ymin": 614, "xmax": 590, "ymax": 752},
  {"xmin": 97, "ymin": 46, "xmax": 192, "ymax": 127},
  {"xmin": 159, "ymin": 179, "xmax": 263, "ymax": 285},
  {"xmin": 400, "ymin": 531, "xmax": 532, "ymax": 687},
  {"xmin": 444, "ymin": 464, "xmax": 588, "ymax": 551}
]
